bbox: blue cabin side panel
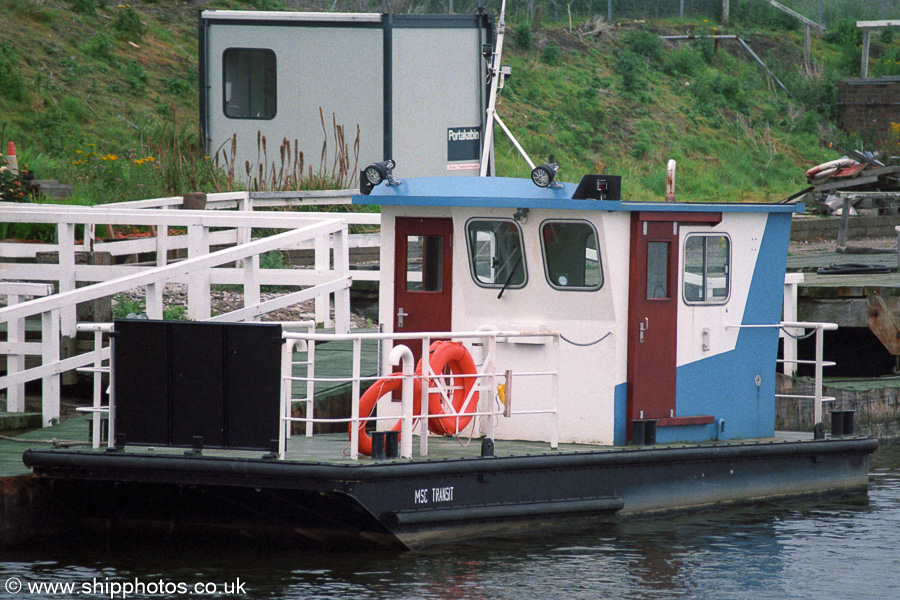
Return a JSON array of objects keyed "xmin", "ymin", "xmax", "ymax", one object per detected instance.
[{"xmin": 671, "ymin": 212, "xmax": 792, "ymax": 441}]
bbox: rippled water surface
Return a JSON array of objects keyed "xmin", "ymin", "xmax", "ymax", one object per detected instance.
[{"xmin": 2, "ymin": 442, "xmax": 899, "ymax": 599}]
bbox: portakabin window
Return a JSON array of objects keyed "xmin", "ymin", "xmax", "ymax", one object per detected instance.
[{"xmin": 223, "ymin": 48, "xmax": 277, "ymax": 120}]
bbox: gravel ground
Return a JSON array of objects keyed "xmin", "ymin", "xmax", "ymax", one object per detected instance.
[{"xmin": 112, "ymin": 283, "xmax": 373, "ymax": 328}]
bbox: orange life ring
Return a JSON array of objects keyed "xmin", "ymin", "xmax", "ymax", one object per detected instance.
[
  {"xmin": 418, "ymin": 341, "xmax": 480, "ymax": 436},
  {"xmin": 350, "ymin": 341, "xmax": 480, "ymax": 456},
  {"xmin": 350, "ymin": 374, "xmax": 421, "ymax": 456}
]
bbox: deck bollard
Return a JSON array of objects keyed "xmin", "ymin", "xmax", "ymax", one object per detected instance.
[
  {"xmin": 385, "ymin": 431, "xmax": 399, "ymax": 458},
  {"xmin": 831, "ymin": 411, "xmax": 845, "ymax": 436},
  {"xmin": 371, "ymin": 431, "xmax": 387, "ymax": 459},
  {"xmin": 631, "ymin": 420, "xmax": 658, "ymax": 446},
  {"xmin": 843, "ymin": 410, "xmax": 856, "ymax": 435}
]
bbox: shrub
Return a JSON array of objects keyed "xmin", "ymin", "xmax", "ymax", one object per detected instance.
[
  {"xmin": 540, "ymin": 41, "xmax": 559, "ymax": 66},
  {"xmin": 624, "ymin": 29, "xmax": 662, "ymax": 62},
  {"xmin": 113, "ymin": 6, "xmax": 146, "ymax": 41},
  {"xmin": 0, "ymin": 166, "xmax": 28, "ymax": 202},
  {"xmin": 616, "ymin": 50, "xmax": 645, "ymax": 94},
  {"xmin": 69, "ymin": 0, "xmax": 100, "ymax": 16},
  {"xmin": 513, "ymin": 22, "xmax": 533, "ymax": 50},
  {"xmin": 664, "ymin": 46, "xmax": 704, "ymax": 77}
]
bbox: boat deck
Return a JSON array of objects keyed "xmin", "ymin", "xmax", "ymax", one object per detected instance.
[{"xmin": 2, "ymin": 413, "xmax": 828, "ymax": 472}]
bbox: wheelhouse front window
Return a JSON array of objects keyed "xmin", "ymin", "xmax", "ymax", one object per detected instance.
[
  {"xmin": 466, "ymin": 219, "xmax": 526, "ymax": 289},
  {"xmin": 683, "ymin": 234, "xmax": 730, "ymax": 304},
  {"xmin": 541, "ymin": 220, "xmax": 603, "ymax": 290},
  {"xmin": 223, "ymin": 48, "xmax": 277, "ymax": 119}
]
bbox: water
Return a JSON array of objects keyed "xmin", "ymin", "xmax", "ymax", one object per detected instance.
[{"xmin": 2, "ymin": 442, "xmax": 899, "ymax": 599}]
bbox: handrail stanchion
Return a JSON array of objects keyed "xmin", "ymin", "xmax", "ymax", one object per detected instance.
[
  {"xmin": 350, "ymin": 337, "xmax": 362, "ymax": 460},
  {"xmin": 107, "ymin": 331, "xmax": 116, "ymax": 449},
  {"xmin": 305, "ymin": 323, "xmax": 316, "ymax": 438},
  {"xmin": 390, "ymin": 344, "xmax": 415, "ymax": 459},
  {"xmin": 814, "ymin": 324, "xmax": 824, "ymax": 433},
  {"xmin": 486, "ymin": 334, "xmax": 497, "ymax": 442},
  {"xmin": 279, "ymin": 339, "xmax": 294, "ymax": 459},
  {"xmin": 551, "ymin": 334, "xmax": 560, "ymax": 449},
  {"xmin": 91, "ymin": 328, "xmax": 104, "ymax": 449},
  {"xmin": 419, "ymin": 335, "xmax": 431, "ymax": 457}
]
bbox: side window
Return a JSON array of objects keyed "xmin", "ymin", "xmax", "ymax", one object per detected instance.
[
  {"xmin": 223, "ymin": 48, "xmax": 277, "ymax": 119},
  {"xmin": 541, "ymin": 220, "xmax": 603, "ymax": 290},
  {"xmin": 683, "ymin": 234, "xmax": 730, "ymax": 304},
  {"xmin": 466, "ymin": 219, "xmax": 526, "ymax": 288}
]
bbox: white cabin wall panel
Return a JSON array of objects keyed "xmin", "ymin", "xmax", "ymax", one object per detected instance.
[
  {"xmin": 676, "ymin": 215, "xmax": 767, "ymax": 368},
  {"xmin": 451, "ymin": 208, "xmax": 622, "ymax": 445},
  {"xmin": 207, "ymin": 25, "xmax": 383, "ymax": 178},
  {"xmin": 392, "ymin": 28, "xmax": 484, "ymax": 177}
]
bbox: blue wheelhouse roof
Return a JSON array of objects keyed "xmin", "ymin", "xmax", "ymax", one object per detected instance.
[{"xmin": 352, "ymin": 177, "xmax": 804, "ymax": 214}]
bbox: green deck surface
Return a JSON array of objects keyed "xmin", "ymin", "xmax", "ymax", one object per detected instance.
[{"xmin": 0, "ymin": 414, "xmax": 92, "ymax": 477}]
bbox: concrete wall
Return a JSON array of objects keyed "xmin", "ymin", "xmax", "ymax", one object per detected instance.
[
  {"xmin": 790, "ymin": 214, "xmax": 900, "ymax": 241},
  {"xmin": 776, "ymin": 374, "xmax": 900, "ymax": 438}
]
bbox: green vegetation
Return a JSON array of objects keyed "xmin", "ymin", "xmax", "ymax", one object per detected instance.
[{"xmin": 1, "ymin": 1, "xmax": 899, "ymax": 206}]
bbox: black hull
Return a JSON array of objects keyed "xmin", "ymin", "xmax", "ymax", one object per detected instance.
[{"xmin": 23, "ymin": 437, "xmax": 877, "ymax": 549}]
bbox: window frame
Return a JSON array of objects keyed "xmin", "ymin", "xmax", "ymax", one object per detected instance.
[
  {"xmin": 464, "ymin": 218, "xmax": 528, "ymax": 290},
  {"xmin": 539, "ymin": 219, "xmax": 604, "ymax": 292},
  {"xmin": 222, "ymin": 47, "xmax": 277, "ymax": 121},
  {"xmin": 682, "ymin": 233, "xmax": 731, "ymax": 306}
]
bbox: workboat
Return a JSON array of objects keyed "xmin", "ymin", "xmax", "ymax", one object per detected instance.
[{"xmin": 23, "ymin": 168, "xmax": 877, "ymax": 549}]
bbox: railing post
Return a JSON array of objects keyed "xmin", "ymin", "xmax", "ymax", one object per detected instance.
[
  {"xmin": 243, "ymin": 253, "xmax": 260, "ymax": 322},
  {"xmin": 146, "ymin": 282, "xmax": 163, "ymax": 319},
  {"xmin": 333, "ymin": 226, "xmax": 351, "ymax": 334},
  {"xmin": 279, "ymin": 338, "xmax": 294, "ymax": 459},
  {"xmin": 305, "ymin": 325, "xmax": 316, "ymax": 438},
  {"xmin": 314, "ymin": 235, "xmax": 331, "ymax": 328},
  {"xmin": 91, "ymin": 329, "xmax": 104, "ymax": 449},
  {"xmin": 156, "ymin": 206, "xmax": 170, "ymax": 267},
  {"xmin": 58, "ymin": 222, "xmax": 77, "ymax": 338},
  {"xmin": 107, "ymin": 331, "xmax": 116, "ymax": 448},
  {"xmin": 350, "ymin": 337, "xmax": 362, "ymax": 460},
  {"xmin": 419, "ymin": 335, "xmax": 432, "ymax": 457},
  {"xmin": 782, "ymin": 273, "xmax": 803, "ymax": 376},
  {"xmin": 6, "ymin": 293, "xmax": 25, "ymax": 412},
  {"xmin": 187, "ymin": 224, "xmax": 211, "ymax": 320},
  {"xmin": 814, "ymin": 325, "xmax": 824, "ymax": 431},
  {"xmin": 486, "ymin": 334, "xmax": 497, "ymax": 441},
  {"xmin": 390, "ymin": 344, "xmax": 415, "ymax": 459},
  {"xmin": 41, "ymin": 309, "xmax": 61, "ymax": 426},
  {"xmin": 551, "ymin": 334, "xmax": 560, "ymax": 449}
]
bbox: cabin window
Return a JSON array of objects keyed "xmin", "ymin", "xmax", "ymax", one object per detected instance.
[
  {"xmin": 646, "ymin": 242, "xmax": 670, "ymax": 299},
  {"xmin": 540, "ymin": 220, "xmax": 603, "ymax": 290},
  {"xmin": 223, "ymin": 48, "xmax": 277, "ymax": 120},
  {"xmin": 406, "ymin": 235, "xmax": 443, "ymax": 292},
  {"xmin": 466, "ymin": 219, "xmax": 526, "ymax": 289},
  {"xmin": 683, "ymin": 234, "xmax": 731, "ymax": 304}
]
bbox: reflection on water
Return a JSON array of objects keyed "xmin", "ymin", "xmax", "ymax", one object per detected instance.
[{"xmin": 2, "ymin": 442, "xmax": 899, "ymax": 599}]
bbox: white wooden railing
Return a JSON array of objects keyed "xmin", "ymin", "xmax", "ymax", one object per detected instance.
[{"xmin": 0, "ymin": 196, "xmax": 369, "ymax": 425}]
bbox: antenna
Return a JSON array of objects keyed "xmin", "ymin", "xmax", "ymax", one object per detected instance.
[{"xmin": 479, "ymin": 0, "xmax": 535, "ymax": 177}]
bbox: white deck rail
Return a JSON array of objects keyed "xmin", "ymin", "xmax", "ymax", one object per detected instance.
[
  {"xmin": 729, "ymin": 320, "xmax": 837, "ymax": 434},
  {"xmin": 0, "ymin": 201, "xmax": 359, "ymax": 425},
  {"xmin": 280, "ymin": 329, "xmax": 561, "ymax": 461}
]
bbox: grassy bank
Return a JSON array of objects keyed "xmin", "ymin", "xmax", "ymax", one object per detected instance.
[{"xmin": 1, "ymin": 1, "xmax": 898, "ymax": 206}]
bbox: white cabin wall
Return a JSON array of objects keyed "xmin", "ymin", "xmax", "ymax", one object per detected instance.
[
  {"xmin": 452, "ymin": 207, "xmax": 630, "ymax": 446},
  {"xmin": 676, "ymin": 214, "xmax": 768, "ymax": 368}
]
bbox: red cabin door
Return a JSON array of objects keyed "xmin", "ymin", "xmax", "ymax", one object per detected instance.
[
  {"xmin": 626, "ymin": 215, "xmax": 679, "ymax": 426},
  {"xmin": 393, "ymin": 217, "xmax": 453, "ymax": 363}
]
